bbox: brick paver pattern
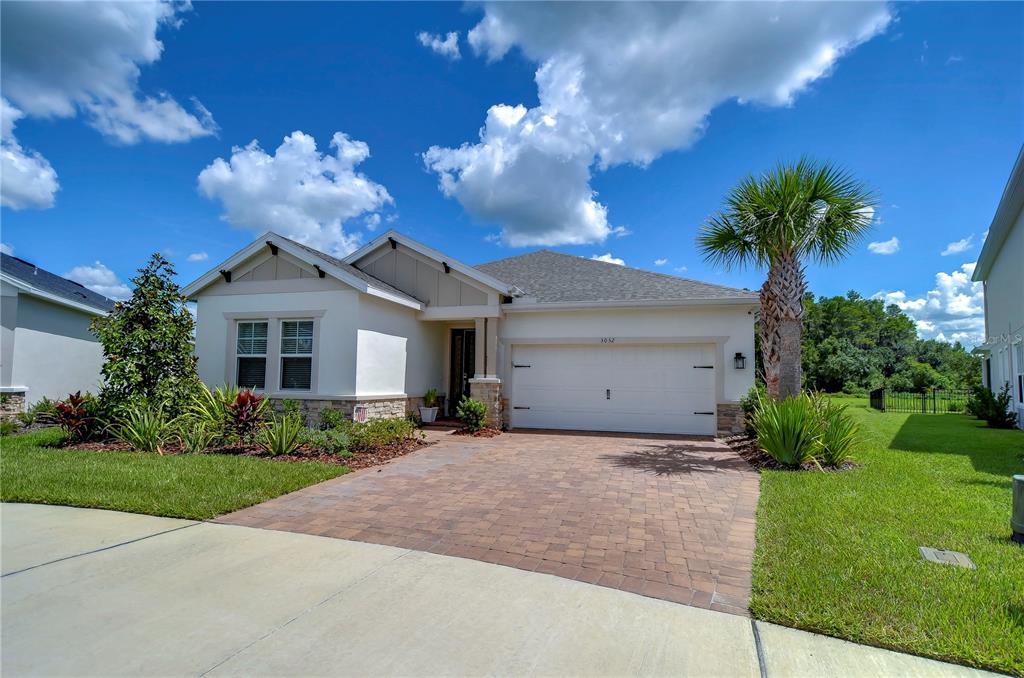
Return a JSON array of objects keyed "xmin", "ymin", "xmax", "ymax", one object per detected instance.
[{"xmin": 218, "ymin": 430, "xmax": 759, "ymax": 615}]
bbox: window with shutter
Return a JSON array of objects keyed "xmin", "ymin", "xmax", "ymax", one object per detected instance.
[
  {"xmin": 280, "ymin": 320, "xmax": 313, "ymax": 390},
  {"xmin": 236, "ymin": 321, "xmax": 268, "ymax": 389}
]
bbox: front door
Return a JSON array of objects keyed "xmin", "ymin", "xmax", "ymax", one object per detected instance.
[{"xmin": 449, "ymin": 328, "xmax": 476, "ymax": 417}]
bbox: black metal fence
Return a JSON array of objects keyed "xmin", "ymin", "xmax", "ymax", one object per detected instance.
[{"xmin": 869, "ymin": 388, "xmax": 972, "ymax": 414}]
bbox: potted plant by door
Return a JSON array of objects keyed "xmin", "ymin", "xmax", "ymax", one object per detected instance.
[{"xmin": 420, "ymin": 388, "xmax": 440, "ymax": 423}]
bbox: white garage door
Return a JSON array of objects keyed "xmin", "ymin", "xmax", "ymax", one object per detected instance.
[{"xmin": 509, "ymin": 343, "xmax": 717, "ymax": 435}]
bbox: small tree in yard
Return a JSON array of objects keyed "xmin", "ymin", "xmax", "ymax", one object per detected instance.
[
  {"xmin": 91, "ymin": 254, "xmax": 199, "ymax": 417},
  {"xmin": 698, "ymin": 159, "xmax": 876, "ymax": 399}
]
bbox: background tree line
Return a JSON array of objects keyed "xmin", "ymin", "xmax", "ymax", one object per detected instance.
[{"xmin": 783, "ymin": 291, "xmax": 980, "ymax": 394}]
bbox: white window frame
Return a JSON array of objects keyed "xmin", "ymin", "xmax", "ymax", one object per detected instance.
[
  {"xmin": 279, "ymin": 319, "xmax": 315, "ymax": 391},
  {"xmin": 235, "ymin": 320, "xmax": 268, "ymax": 391}
]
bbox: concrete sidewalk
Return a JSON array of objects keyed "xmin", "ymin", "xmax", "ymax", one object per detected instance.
[{"xmin": 1, "ymin": 503, "xmax": 994, "ymax": 677}]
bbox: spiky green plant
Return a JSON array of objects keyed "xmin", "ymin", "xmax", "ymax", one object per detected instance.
[
  {"xmin": 751, "ymin": 392, "xmax": 822, "ymax": 467},
  {"xmin": 698, "ymin": 159, "xmax": 876, "ymax": 399},
  {"xmin": 258, "ymin": 415, "xmax": 303, "ymax": 456},
  {"xmin": 176, "ymin": 420, "xmax": 216, "ymax": 454},
  {"xmin": 814, "ymin": 397, "xmax": 858, "ymax": 466},
  {"xmin": 112, "ymin": 402, "xmax": 172, "ymax": 455}
]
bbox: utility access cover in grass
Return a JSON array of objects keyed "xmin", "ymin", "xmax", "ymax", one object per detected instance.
[{"xmin": 919, "ymin": 546, "xmax": 976, "ymax": 569}]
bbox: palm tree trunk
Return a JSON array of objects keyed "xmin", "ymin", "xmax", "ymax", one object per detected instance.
[{"xmin": 763, "ymin": 254, "xmax": 806, "ymax": 399}]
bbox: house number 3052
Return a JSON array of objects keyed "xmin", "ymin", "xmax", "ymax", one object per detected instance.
[{"xmin": 600, "ymin": 337, "xmax": 615, "ymax": 343}]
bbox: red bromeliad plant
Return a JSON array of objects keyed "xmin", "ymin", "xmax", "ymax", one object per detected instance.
[{"xmin": 226, "ymin": 389, "xmax": 267, "ymax": 440}]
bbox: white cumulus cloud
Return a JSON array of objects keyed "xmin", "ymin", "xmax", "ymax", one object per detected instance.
[
  {"xmin": 590, "ymin": 252, "xmax": 624, "ymax": 266},
  {"xmin": 197, "ymin": 130, "xmax": 393, "ymax": 257},
  {"xmin": 875, "ymin": 262, "xmax": 985, "ymax": 347},
  {"xmin": 868, "ymin": 236, "xmax": 900, "ymax": 255},
  {"xmin": 1, "ymin": 99, "xmax": 59, "ymax": 210},
  {"xmin": 65, "ymin": 261, "xmax": 131, "ymax": 300},
  {"xmin": 186, "ymin": 252, "xmax": 208, "ymax": 262},
  {"xmin": 417, "ymin": 31, "xmax": 461, "ymax": 60},
  {"xmin": 941, "ymin": 235, "xmax": 973, "ymax": 256},
  {"xmin": 425, "ymin": 2, "xmax": 891, "ymax": 247},
  {"xmin": 0, "ymin": 1, "xmax": 216, "ymax": 145},
  {"xmin": 654, "ymin": 258, "xmax": 668, "ymax": 266}
]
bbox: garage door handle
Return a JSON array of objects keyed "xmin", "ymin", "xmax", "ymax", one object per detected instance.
[
  {"xmin": 513, "ymin": 364, "xmax": 531, "ymax": 368},
  {"xmin": 693, "ymin": 365, "xmax": 714, "ymax": 369},
  {"xmin": 694, "ymin": 411, "xmax": 714, "ymax": 415},
  {"xmin": 513, "ymin": 406, "xmax": 531, "ymax": 410},
  {"xmin": 606, "ymin": 389, "xmax": 611, "ymax": 400}
]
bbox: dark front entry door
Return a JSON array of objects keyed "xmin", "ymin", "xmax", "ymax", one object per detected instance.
[{"xmin": 449, "ymin": 328, "xmax": 476, "ymax": 417}]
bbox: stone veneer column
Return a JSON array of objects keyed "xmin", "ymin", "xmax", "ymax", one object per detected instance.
[
  {"xmin": 469, "ymin": 379, "xmax": 503, "ymax": 429},
  {"xmin": 716, "ymin": 403, "xmax": 745, "ymax": 437},
  {"xmin": 0, "ymin": 391, "xmax": 26, "ymax": 423}
]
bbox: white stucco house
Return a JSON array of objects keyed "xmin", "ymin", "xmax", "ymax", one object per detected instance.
[
  {"xmin": 973, "ymin": 145, "xmax": 1024, "ymax": 429},
  {"xmin": 0, "ymin": 253, "xmax": 114, "ymax": 419},
  {"xmin": 183, "ymin": 230, "xmax": 757, "ymax": 435}
]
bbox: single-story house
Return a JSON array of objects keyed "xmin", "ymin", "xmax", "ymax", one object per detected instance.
[
  {"xmin": 183, "ymin": 231, "xmax": 757, "ymax": 436},
  {"xmin": 973, "ymin": 145, "xmax": 1024, "ymax": 429},
  {"xmin": 0, "ymin": 253, "xmax": 115, "ymax": 419}
]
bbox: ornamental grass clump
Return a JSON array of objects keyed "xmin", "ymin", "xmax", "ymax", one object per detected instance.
[
  {"xmin": 111, "ymin": 401, "xmax": 173, "ymax": 455},
  {"xmin": 259, "ymin": 415, "xmax": 304, "ymax": 456},
  {"xmin": 752, "ymin": 392, "xmax": 822, "ymax": 466},
  {"xmin": 814, "ymin": 397, "xmax": 858, "ymax": 466}
]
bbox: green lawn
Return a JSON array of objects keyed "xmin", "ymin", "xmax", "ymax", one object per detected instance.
[
  {"xmin": 752, "ymin": 398, "xmax": 1024, "ymax": 675},
  {"xmin": 0, "ymin": 428, "xmax": 348, "ymax": 520}
]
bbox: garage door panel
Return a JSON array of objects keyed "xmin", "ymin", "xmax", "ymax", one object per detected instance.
[{"xmin": 510, "ymin": 343, "xmax": 717, "ymax": 435}]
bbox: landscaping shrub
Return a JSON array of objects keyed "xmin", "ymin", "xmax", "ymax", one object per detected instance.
[
  {"xmin": 16, "ymin": 411, "xmax": 35, "ymax": 426},
  {"xmin": 111, "ymin": 401, "xmax": 172, "ymax": 454},
  {"xmin": 457, "ymin": 396, "xmax": 488, "ymax": 432},
  {"xmin": 319, "ymin": 407, "xmax": 345, "ymax": 430},
  {"xmin": 90, "ymin": 253, "xmax": 200, "ymax": 418},
  {"xmin": 30, "ymin": 397, "xmax": 57, "ymax": 417},
  {"xmin": 299, "ymin": 427, "xmax": 351, "ymax": 456},
  {"xmin": 281, "ymin": 399, "xmax": 305, "ymax": 426},
  {"xmin": 177, "ymin": 420, "xmax": 216, "ymax": 454},
  {"xmin": 813, "ymin": 397, "xmax": 858, "ymax": 466},
  {"xmin": 0, "ymin": 422, "xmax": 18, "ymax": 436},
  {"xmin": 751, "ymin": 392, "xmax": 822, "ymax": 466},
  {"xmin": 227, "ymin": 390, "xmax": 267, "ymax": 440},
  {"xmin": 740, "ymin": 384, "xmax": 767, "ymax": 434},
  {"xmin": 966, "ymin": 384, "xmax": 1019, "ymax": 428},
  {"xmin": 55, "ymin": 392, "xmax": 104, "ymax": 442},
  {"xmin": 258, "ymin": 415, "xmax": 303, "ymax": 456},
  {"xmin": 347, "ymin": 417, "xmax": 417, "ymax": 450}
]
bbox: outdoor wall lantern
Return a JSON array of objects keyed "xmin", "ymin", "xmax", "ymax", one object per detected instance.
[{"xmin": 734, "ymin": 352, "xmax": 747, "ymax": 369}]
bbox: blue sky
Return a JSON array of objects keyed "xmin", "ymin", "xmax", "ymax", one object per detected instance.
[{"xmin": 2, "ymin": 1, "xmax": 1021, "ymax": 346}]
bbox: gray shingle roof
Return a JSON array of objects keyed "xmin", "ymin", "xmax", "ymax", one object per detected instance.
[
  {"xmin": 476, "ymin": 250, "xmax": 757, "ymax": 304},
  {"xmin": 281, "ymin": 237, "xmax": 424, "ymax": 305},
  {"xmin": 1, "ymin": 253, "xmax": 115, "ymax": 313}
]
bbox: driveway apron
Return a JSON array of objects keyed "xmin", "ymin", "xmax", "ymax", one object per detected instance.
[{"xmin": 217, "ymin": 429, "xmax": 760, "ymax": 614}]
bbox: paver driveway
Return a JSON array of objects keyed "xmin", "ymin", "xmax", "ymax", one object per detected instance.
[{"xmin": 218, "ymin": 430, "xmax": 759, "ymax": 614}]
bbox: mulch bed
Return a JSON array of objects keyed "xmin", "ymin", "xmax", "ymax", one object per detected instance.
[
  {"xmin": 724, "ymin": 434, "xmax": 856, "ymax": 472},
  {"xmin": 451, "ymin": 427, "xmax": 502, "ymax": 438},
  {"xmin": 63, "ymin": 436, "xmax": 433, "ymax": 469}
]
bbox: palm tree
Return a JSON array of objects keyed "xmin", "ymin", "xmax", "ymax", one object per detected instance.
[{"xmin": 698, "ymin": 159, "xmax": 876, "ymax": 399}]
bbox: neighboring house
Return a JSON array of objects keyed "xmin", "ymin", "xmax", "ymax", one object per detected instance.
[
  {"xmin": 183, "ymin": 231, "xmax": 757, "ymax": 436},
  {"xmin": 973, "ymin": 145, "xmax": 1024, "ymax": 429},
  {"xmin": 0, "ymin": 253, "xmax": 115, "ymax": 419}
]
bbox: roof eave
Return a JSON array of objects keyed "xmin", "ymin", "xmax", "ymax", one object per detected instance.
[
  {"xmin": 973, "ymin": 145, "xmax": 1024, "ymax": 282},
  {"xmin": 1, "ymin": 272, "xmax": 112, "ymax": 316},
  {"xmin": 502, "ymin": 297, "xmax": 760, "ymax": 313}
]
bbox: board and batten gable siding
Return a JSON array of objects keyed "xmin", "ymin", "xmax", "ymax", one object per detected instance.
[
  {"xmin": 355, "ymin": 248, "xmax": 492, "ymax": 307},
  {"xmin": 498, "ymin": 306, "xmax": 756, "ymax": 405}
]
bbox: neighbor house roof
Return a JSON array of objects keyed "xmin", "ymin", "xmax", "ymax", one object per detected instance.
[
  {"xmin": 973, "ymin": 144, "xmax": 1024, "ymax": 282},
  {"xmin": 0, "ymin": 253, "xmax": 115, "ymax": 314},
  {"xmin": 476, "ymin": 250, "xmax": 757, "ymax": 306},
  {"xmin": 181, "ymin": 232, "xmax": 423, "ymax": 309}
]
